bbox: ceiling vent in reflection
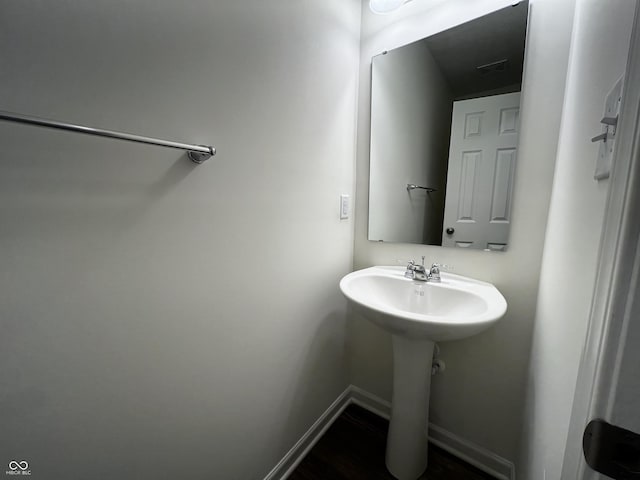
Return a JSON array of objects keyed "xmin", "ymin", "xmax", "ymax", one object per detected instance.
[{"xmin": 476, "ymin": 59, "xmax": 510, "ymax": 76}]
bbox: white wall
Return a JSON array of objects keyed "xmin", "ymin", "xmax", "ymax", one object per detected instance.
[
  {"xmin": 0, "ymin": 1, "xmax": 360, "ymax": 478},
  {"xmin": 519, "ymin": 2, "xmax": 636, "ymax": 479},
  {"xmin": 368, "ymin": 41, "xmax": 453, "ymax": 244},
  {"xmin": 351, "ymin": 0, "xmax": 576, "ymax": 469}
]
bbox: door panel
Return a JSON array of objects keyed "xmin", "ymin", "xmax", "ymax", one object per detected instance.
[
  {"xmin": 442, "ymin": 92, "xmax": 520, "ymax": 249},
  {"xmin": 457, "ymin": 150, "xmax": 482, "ymax": 221},
  {"xmin": 490, "ymin": 148, "xmax": 517, "ymax": 222}
]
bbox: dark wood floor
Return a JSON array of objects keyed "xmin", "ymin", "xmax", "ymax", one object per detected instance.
[{"xmin": 289, "ymin": 404, "xmax": 497, "ymax": 480}]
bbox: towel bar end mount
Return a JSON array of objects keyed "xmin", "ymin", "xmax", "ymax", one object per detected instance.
[{"xmin": 188, "ymin": 146, "xmax": 216, "ymax": 164}]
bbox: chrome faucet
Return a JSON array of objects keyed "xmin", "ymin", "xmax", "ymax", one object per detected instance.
[
  {"xmin": 405, "ymin": 256, "xmax": 441, "ymax": 282},
  {"xmin": 405, "ymin": 257, "xmax": 428, "ymax": 281}
]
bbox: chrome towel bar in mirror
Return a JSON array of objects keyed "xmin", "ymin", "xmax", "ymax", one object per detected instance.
[{"xmin": 407, "ymin": 184, "xmax": 437, "ymax": 193}]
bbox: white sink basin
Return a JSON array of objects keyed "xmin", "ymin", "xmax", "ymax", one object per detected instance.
[
  {"xmin": 339, "ymin": 266, "xmax": 506, "ymax": 342},
  {"xmin": 339, "ymin": 266, "xmax": 507, "ymax": 480}
]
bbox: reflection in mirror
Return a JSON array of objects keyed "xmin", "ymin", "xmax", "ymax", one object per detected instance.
[{"xmin": 368, "ymin": 2, "xmax": 529, "ymax": 251}]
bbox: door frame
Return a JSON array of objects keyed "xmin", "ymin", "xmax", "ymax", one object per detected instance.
[{"xmin": 562, "ymin": 4, "xmax": 640, "ymax": 478}]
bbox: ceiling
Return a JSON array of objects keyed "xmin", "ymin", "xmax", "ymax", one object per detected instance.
[{"xmin": 424, "ymin": 1, "xmax": 528, "ymax": 99}]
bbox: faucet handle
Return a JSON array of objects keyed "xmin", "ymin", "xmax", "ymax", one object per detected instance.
[
  {"xmin": 429, "ymin": 263, "xmax": 442, "ymax": 282},
  {"xmin": 405, "ymin": 260, "xmax": 416, "ymax": 278}
]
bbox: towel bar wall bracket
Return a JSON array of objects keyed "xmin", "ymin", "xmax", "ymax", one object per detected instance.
[
  {"xmin": 0, "ymin": 110, "xmax": 216, "ymax": 164},
  {"xmin": 187, "ymin": 149, "xmax": 216, "ymax": 164}
]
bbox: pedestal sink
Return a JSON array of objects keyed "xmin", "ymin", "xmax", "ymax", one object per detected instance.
[{"xmin": 339, "ymin": 266, "xmax": 507, "ymax": 480}]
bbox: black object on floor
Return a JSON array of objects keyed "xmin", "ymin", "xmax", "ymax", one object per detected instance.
[{"xmin": 289, "ymin": 404, "xmax": 497, "ymax": 480}]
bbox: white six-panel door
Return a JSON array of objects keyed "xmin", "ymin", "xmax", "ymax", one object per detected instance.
[{"xmin": 441, "ymin": 92, "xmax": 520, "ymax": 250}]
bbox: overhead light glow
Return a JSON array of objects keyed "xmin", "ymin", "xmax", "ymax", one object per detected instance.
[{"xmin": 369, "ymin": 0, "xmax": 410, "ymax": 14}]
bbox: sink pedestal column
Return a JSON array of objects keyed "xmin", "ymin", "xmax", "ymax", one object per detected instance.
[{"xmin": 386, "ymin": 335, "xmax": 435, "ymax": 480}]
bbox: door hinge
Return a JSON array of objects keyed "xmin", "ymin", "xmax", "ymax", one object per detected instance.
[{"xmin": 583, "ymin": 419, "xmax": 640, "ymax": 479}]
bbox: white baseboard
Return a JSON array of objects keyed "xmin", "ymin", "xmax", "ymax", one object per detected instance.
[
  {"xmin": 350, "ymin": 384, "xmax": 392, "ymax": 419},
  {"xmin": 264, "ymin": 385, "xmax": 515, "ymax": 480},
  {"xmin": 427, "ymin": 424, "xmax": 515, "ymax": 480},
  {"xmin": 262, "ymin": 387, "xmax": 352, "ymax": 480}
]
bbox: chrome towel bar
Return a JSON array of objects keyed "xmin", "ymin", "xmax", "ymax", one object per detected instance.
[
  {"xmin": 0, "ymin": 110, "xmax": 216, "ymax": 163},
  {"xmin": 406, "ymin": 184, "xmax": 437, "ymax": 193}
]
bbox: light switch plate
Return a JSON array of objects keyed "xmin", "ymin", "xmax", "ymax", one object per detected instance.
[
  {"xmin": 340, "ymin": 194, "xmax": 350, "ymax": 219},
  {"xmin": 595, "ymin": 75, "xmax": 624, "ymax": 180}
]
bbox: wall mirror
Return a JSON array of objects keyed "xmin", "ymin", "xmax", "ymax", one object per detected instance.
[{"xmin": 368, "ymin": 1, "xmax": 529, "ymax": 251}]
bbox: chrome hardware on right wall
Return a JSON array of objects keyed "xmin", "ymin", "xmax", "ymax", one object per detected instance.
[
  {"xmin": 591, "ymin": 116, "xmax": 619, "ymax": 143},
  {"xmin": 591, "ymin": 115, "xmax": 619, "ymax": 143},
  {"xmin": 592, "ymin": 75, "xmax": 624, "ymax": 180}
]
